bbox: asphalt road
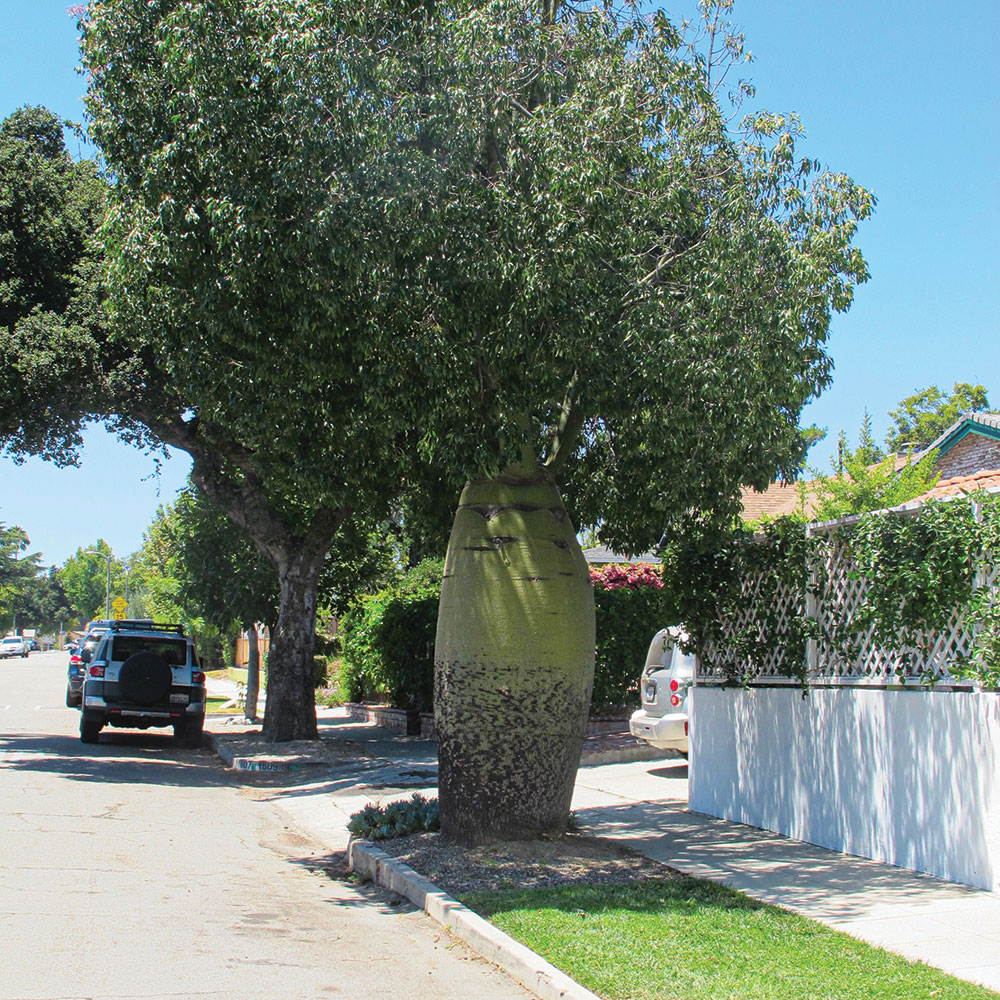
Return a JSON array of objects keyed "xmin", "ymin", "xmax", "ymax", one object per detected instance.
[{"xmin": 0, "ymin": 650, "xmax": 533, "ymax": 1000}]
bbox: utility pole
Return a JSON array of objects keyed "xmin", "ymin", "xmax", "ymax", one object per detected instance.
[{"xmin": 85, "ymin": 549, "xmax": 113, "ymax": 620}]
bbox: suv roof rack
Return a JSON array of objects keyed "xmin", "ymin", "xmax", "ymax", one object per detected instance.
[{"xmin": 109, "ymin": 620, "xmax": 185, "ymax": 636}]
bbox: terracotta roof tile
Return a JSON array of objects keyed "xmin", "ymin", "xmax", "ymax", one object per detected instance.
[{"xmin": 912, "ymin": 468, "xmax": 1000, "ymax": 503}]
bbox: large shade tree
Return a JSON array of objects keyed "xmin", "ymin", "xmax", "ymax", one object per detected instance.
[{"xmin": 1, "ymin": 12, "xmax": 414, "ymax": 740}]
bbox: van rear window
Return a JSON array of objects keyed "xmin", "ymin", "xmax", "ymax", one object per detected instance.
[{"xmin": 111, "ymin": 637, "xmax": 187, "ymax": 666}]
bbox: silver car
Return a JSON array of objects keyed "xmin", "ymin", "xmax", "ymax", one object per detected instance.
[
  {"xmin": 629, "ymin": 627, "xmax": 695, "ymax": 754},
  {"xmin": 0, "ymin": 636, "xmax": 29, "ymax": 659}
]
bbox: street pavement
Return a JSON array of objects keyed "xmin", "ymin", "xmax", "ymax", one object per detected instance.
[
  {"xmin": 0, "ymin": 652, "xmax": 534, "ymax": 1000},
  {"xmin": 4, "ymin": 655, "xmax": 998, "ymax": 997}
]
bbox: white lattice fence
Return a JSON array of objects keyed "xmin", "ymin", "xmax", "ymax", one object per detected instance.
[
  {"xmin": 700, "ymin": 500, "xmax": 998, "ymax": 686},
  {"xmin": 700, "ymin": 568, "xmax": 806, "ymax": 681}
]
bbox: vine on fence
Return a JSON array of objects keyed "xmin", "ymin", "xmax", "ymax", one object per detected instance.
[
  {"xmin": 662, "ymin": 516, "xmax": 820, "ymax": 686},
  {"xmin": 662, "ymin": 492, "xmax": 1000, "ymax": 689}
]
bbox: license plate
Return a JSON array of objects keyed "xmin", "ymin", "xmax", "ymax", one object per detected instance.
[{"xmin": 169, "ymin": 693, "xmax": 189, "ymax": 705}]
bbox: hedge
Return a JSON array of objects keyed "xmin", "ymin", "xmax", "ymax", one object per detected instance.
[
  {"xmin": 339, "ymin": 560, "xmax": 442, "ymax": 712},
  {"xmin": 341, "ymin": 558, "xmax": 669, "ymax": 718}
]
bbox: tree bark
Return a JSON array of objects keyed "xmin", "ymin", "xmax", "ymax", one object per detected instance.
[
  {"xmin": 244, "ymin": 622, "xmax": 260, "ymax": 723},
  {"xmin": 262, "ymin": 556, "xmax": 324, "ymax": 742},
  {"xmin": 434, "ymin": 469, "xmax": 595, "ymax": 845}
]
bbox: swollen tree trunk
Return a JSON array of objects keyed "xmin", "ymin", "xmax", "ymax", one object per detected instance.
[
  {"xmin": 263, "ymin": 556, "xmax": 324, "ymax": 742},
  {"xmin": 244, "ymin": 622, "xmax": 260, "ymax": 723},
  {"xmin": 434, "ymin": 469, "xmax": 595, "ymax": 845}
]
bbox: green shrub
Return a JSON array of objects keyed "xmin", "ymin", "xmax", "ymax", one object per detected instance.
[
  {"xmin": 335, "ymin": 653, "xmax": 368, "ymax": 704},
  {"xmin": 343, "ymin": 555, "xmax": 667, "ymax": 717},
  {"xmin": 592, "ymin": 585, "xmax": 667, "ymax": 712},
  {"xmin": 340, "ymin": 559, "xmax": 443, "ymax": 712},
  {"xmin": 313, "ymin": 654, "xmax": 330, "ymax": 689},
  {"xmin": 347, "ymin": 794, "xmax": 440, "ymax": 840}
]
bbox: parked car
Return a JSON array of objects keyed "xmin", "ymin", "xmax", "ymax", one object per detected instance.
[
  {"xmin": 629, "ymin": 626, "xmax": 695, "ymax": 755},
  {"xmin": 79, "ymin": 619, "xmax": 206, "ymax": 746},
  {"xmin": 66, "ymin": 627, "xmax": 111, "ymax": 707},
  {"xmin": 0, "ymin": 636, "xmax": 29, "ymax": 659}
]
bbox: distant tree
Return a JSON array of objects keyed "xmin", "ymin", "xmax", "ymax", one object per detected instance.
[
  {"xmin": 0, "ymin": 522, "xmax": 40, "ymax": 630},
  {"xmin": 832, "ymin": 409, "xmax": 885, "ymax": 474},
  {"xmin": 814, "ymin": 449, "xmax": 940, "ymax": 521},
  {"xmin": 58, "ymin": 541, "xmax": 117, "ymax": 623},
  {"xmin": 18, "ymin": 569, "xmax": 73, "ymax": 634},
  {"xmin": 886, "ymin": 383, "xmax": 991, "ymax": 453}
]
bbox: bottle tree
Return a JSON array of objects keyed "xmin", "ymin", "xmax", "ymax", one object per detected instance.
[{"xmin": 352, "ymin": 1, "xmax": 874, "ymax": 842}]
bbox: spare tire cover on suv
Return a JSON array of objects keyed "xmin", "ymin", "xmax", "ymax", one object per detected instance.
[{"xmin": 118, "ymin": 651, "xmax": 173, "ymax": 705}]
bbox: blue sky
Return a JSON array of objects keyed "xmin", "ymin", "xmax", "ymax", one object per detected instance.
[{"xmin": 1, "ymin": 0, "xmax": 997, "ymax": 567}]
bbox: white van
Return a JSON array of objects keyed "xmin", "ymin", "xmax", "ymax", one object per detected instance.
[{"xmin": 628, "ymin": 626, "xmax": 695, "ymax": 754}]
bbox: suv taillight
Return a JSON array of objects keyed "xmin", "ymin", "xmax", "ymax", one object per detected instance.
[
  {"xmin": 669, "ymin": 679, "xmax": 679, "ymax": 692},
  {"xmin": 70, "ymin": 654, "xmax": 82, "ymax": 665},
  {"xmin": 88, "ymin": 665, "xmax": 104, "ymax": 678},
  {"xmin": 670, "ymin": 693, "xmax": 681, "ymax": 707},
  {"xmin": 192, "ymin": 670, "xmax": 205, "ymax": 685}
]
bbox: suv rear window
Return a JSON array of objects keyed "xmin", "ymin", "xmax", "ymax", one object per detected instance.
[{"xmin": 110, "ymin": 636, "xmax": 187, "ymax": 666}]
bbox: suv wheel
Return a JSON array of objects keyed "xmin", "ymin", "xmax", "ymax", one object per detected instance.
[
  {"xmin": 174, "ymin": 718, "xmax": 204, "ymax": 749},
  {"xmin": 80, "ymin": 718, "xmax": 102, "ymax": 743}
]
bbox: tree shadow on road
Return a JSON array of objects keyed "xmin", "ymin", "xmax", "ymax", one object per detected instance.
[{"xmin": 0, "ymin": 731, "xmax": 234, "ymax": 788}]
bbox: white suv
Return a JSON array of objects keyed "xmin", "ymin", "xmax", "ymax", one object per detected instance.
[{"xmin": 79, "ymin": 621, "xmax": 206, "ymax": 746}]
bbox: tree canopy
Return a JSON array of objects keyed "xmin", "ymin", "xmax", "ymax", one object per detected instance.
[
  {"xmin": 0, "ymin": 522, "xmax": 41, "ymax": 630},
  {"xmin": 58, "ymin": 540, "xmax": 115, "ymax": 622},
  {"xmin": 0, "ymin": 105, "xmax": 106, "ymax": 465},
  {"xmin": 886, "ymin": 382, "xmax": 991, "ymax": 452}
]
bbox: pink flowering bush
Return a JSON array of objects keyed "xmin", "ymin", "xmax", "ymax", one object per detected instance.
[{"xmin": 590, "ymin": 562, "xmax": 664, "ymax": 591}]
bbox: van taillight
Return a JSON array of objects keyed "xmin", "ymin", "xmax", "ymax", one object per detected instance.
[{"xmin": 88, "ymin": 665, "xmax": 104, "ymax": 678}]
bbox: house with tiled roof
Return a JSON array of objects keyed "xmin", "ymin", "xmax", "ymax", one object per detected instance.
[
  {"xmin": 739, "ymin": 411, "xmax": 1000, "ymax": 522},
  {"xmin": 921, "ymin": 411, "xmax": 1000, "ymax": 479}
]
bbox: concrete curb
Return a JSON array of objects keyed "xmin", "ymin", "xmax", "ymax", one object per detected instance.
[{"xmin": 348, "ymin": 839, "xmax": 602, "ymax": 1000}]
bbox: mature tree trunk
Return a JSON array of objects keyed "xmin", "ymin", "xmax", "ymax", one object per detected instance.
[
  {"xmin": 262, "ymin": 554, "xmax": 325, "ymax": 742},
  {"xmin": 244, "ymin": 621, "xmax": 260, "ymax": 723},
  {"xmin": 434, "ymin": 468, "xmax": 595, "ymax": 845},
  {"xmin": 147, "ymin": 414, "xmax": 349, "ymax": 741}
]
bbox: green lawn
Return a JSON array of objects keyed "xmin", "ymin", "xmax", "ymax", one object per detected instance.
[{"xmin": 461, "ymin": 878, "xmax": 997, "ymax": 1000}]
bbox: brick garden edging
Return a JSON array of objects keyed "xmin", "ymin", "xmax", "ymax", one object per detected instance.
[{"xmin": 345, "ymin": 702, "xmax": 630, "ymax": 741}]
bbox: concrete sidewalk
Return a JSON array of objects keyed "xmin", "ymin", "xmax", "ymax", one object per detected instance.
[{"xmin": 208, "ymin": 710, "xmax": 1000, "ymax": 994}]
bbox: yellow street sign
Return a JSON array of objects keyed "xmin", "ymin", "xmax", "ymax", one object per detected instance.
[
  {"xmin": 112, "ymin": 609, "xmax": 127, "ymax": 620},
  {"xmin": 111, "ymin": 596, "xmax": 127, "ymax": 613}
]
